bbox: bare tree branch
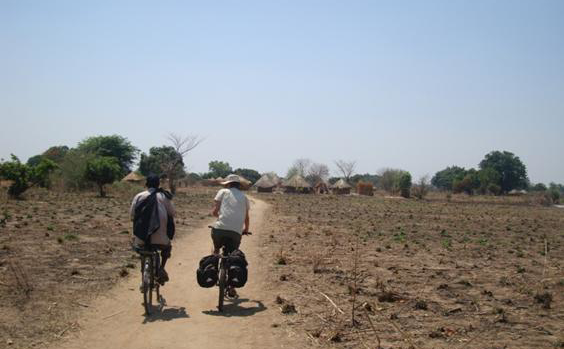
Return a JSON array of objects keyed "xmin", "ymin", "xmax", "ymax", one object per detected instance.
[
  {"xmin": 165, "ymin": 133, "xmax": 204, "ymax": 194},
  {"xmin": 334, "ymin": 160, "xmax": 356, "ymax": 181}
]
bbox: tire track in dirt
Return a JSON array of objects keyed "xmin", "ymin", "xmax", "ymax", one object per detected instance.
[{"xmin": 52, "ymin": 197, "xmax": 299, "ymax": 349}]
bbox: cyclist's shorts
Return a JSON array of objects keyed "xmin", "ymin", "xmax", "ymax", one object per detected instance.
[{"xmin": 211, "ymin": 228, "xmax": 241, "ymax": 253}]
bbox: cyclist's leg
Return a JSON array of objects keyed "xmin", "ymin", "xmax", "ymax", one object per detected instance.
[
  {"xmin": 224, "ymin": 231, "xmax": 242, "ymax": 254},
  {"xmin": 211, "ymin": 228, "xmax": 227, "ymax": 254}
]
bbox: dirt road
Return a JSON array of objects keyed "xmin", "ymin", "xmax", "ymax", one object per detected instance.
[{"xmin": 54, "ymin": 197, "xmax": 298, "ymax": 349}]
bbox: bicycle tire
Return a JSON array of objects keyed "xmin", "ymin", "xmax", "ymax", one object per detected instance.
[
  {"xmin": 143, "ymin": 257, "xmax": 153, "ymax": 315},
  {"xmin": 218, "ymin": 263, "xmax": 226, "ymax": 311}
]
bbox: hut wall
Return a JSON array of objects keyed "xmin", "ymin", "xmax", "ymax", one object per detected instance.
[{"xmin": 257, "ymin": 187, "xmax": 274, "ymax": 193}]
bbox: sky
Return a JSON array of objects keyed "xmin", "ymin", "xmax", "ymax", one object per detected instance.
[{"xmin": 1, "ymin": 0, "xmax": 563, "ymax": 183}]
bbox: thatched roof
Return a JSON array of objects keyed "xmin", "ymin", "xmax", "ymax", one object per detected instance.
[
  {"xmin": 331, "ymin": 179, "xmax": 352, "ymax": 189},
  {"xmin": 122, "ymin": 172, "xmax": 145, "ymax": 182},
  {"xmin": 254, "ymin": 175, "xmax": 276, "ymax": 188},
  {"xmin": 283, "ymin": 175, "xmax": 312, "ymax": 188},
  {"xmin": 264, "ymin": 172, "xmax": 282, "ymax": 185}
]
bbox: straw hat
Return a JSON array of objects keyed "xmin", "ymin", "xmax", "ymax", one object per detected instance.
[{"xmin": 221, "ymin": 174, "xmax": 241, "ymax": 185}]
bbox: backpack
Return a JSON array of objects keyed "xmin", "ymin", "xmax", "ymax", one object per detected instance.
[
  {"xmin": 197, "ymin": 255, "xmax": 219, "ymax": 288},
  {"xmin": 227, "ymin": 250, "xmax": 248, "ymax": 288},
  {"xmin": 133, "ymin": 192, "xmax": 160, "ymax": 243},
  {"xmin": 133, "ymin": 189, "xmax": 175, "ymax": 243}
]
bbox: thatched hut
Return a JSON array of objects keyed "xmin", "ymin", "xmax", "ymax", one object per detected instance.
[
  {"xmin": 254, "ymin": 175, "xmax": 277, "ymax": 193},
  {"xmin": 237, "ymin": 175, "xmax": 252, "ymax": 190},
  {"xmin": 357, "ymin": 181, "xmax": 374, "ymax": 196},
  {"xmin": 283, "ymin": 175, "xmax": 312, "ymax": 194},
  {"xmin": 331, "ymin": 179, "xmax": 352, "ymax": 195},
  {"xmin": 314, "ymin": 180, "xmax": 330, "ymax": 194},
  {"xmin": 122, "ymin": 172, "xmax": 145, "ymax": 185}
]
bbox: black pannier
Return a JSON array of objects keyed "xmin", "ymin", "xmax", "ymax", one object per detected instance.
[
  {"xmin": 197, "ymin": 255, "xmax": 219, "ymax": 288},
  {"xmin": 227, "ymin": 250, "xmax": 248, "ymax": 288}
]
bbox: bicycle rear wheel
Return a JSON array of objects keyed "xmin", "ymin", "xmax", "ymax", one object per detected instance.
[
  {"xmin": 142, "ymin": 257, "xmax": 153, "ymax": 315},
  {"xmin": 218, "ymin": 264, "xmax": 226, "ymax": 311}
]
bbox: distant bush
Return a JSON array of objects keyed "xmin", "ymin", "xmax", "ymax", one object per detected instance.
[
  {"xmin": 412, "ymin": 175, "xmax": 430, "ymax": 199},
  {"xmin": 487, "ymin": 183, "xmax": 502, "ymax": 196},
  {"xmin": 0, "ymin": 155, "xmax": 56, "ymax": 198},
  {"xmin": 548, "ymin": 189, "xmax": 560, "ymax": 204},
  {"xmin": 54, "ymin": 150, "xmax": 95, "ymax": 191},
  {"xmin": 398, "ymin": 172, "xmax": 412, "ymax": 198}
]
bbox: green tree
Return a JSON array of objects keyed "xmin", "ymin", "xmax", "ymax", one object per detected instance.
[
  {"xmin": 479, "ymin": 151, "xmax": 528, "ymax": 193},
  {"xmin": 77, "ymin": 135, "xmax": 139, "ymax": 176},
  {"xmin": 138, "ymin": 146, "xmax": 185, "ymax": 178},
  {"xmin": 477, "ymin": 168, "xmax": 501, "ymax": 194},
  {"xmin": 27, "ymin": 155, "xmax": 44, "ymax": 167},
  {"xmin": 43, "ymin": 145, "xmax": 69, "ymax": 163},
  {"xmin": 234, "ymin": 168, "xmax": 260, "ymax": 183},
  {"xmin": 379, "ymin": 169, "xmax": 404, "ymax": 194},
  {"xmin": 398, "ymin": 172, "xmax": 412, "ymax": 198},
  {"xmin": 531, "ymin": 183, "xmax": 547, "ymax": 192},
  {"xmin": 85, "ymin": 157, "xmax": 121, "ymax": 197},
  {"xmin": 0, "ymin": 155, "xmax": 56, "ymax": 198},
  {"xmin": 431, "ymin": 166, "xmax": 466, "ymax": 191},
  {"xmin": 207, "ymin": 161, "xmax": 232, "ymax": 179},
  {"xmin": 56, "ymin": 150, "xmax": 95, "ymax": 190}
]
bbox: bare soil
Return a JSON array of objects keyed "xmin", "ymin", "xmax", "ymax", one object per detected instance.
[
  {"xmin": 0, "ymin": 185, "xmax": 212, "ymax": 349},
  {"xmin": 257, "ymin": 192, "xmax": 564, "ymax": 348}
]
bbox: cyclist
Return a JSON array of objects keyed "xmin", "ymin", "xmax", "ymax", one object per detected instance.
[
  {"xmin": 131, "ymin": 174, "xmax": 175, "ymax": 285},
  {"xmin": 211, "ymin": 174, "xmax": 250, "ymax": 297}
]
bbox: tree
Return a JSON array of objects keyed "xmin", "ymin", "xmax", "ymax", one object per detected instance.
[
  {"xmin": 0, "ymin": 155, "xmax": 56, "ymax": 198},
  {"xmin": 334, "ymin": 160, "xmax": 356, "ymax": 182},
  {"xmin": 306, "ymin": 163, "xmax": 330, "ymax": 184},
  {"xmin": 398, "ymin": 172, "xmax": 412, "ymax": 198},
  {"xmin": 42, "ymin": 145, "xmax": 69, "ymax": 163},
  {"xmin": 530, "ymin": 183, "xmax": 547, "ymax": 192},
  {"xmin": 286, "ymin": 158, "xmax": 312, "ymax": 178},
  {"xmin": 412, "ymin": 175, "xmax": 430, "ymax": 199},
  {"xmin": 207, "ymin": 161, "xmax": 232, "ymax": 179},
  {"xmin": 479, "ymin": 151, "xmax": 528, "ymax": 193},
  {"xmin": 477, "ymin": 168, "xmax": 501, "ymax": 194},
  {"xmin": 166, "ymin": 133, "xmax": 203, "ymax": 194},
  {"xmin": 431, "ymin": 166, "xmax": 467, "ymax": 191},
  {"xmin": 77, "ymin": 135, "xmax": 139, "ymax": 176},
  {"xmin": 378, "ymin": 168, "xmax": 404, "ymax": 194},
  {"xmin": 84, "ymin": 157, "xmax": 121, "ymax": 197},
  {"xmin": 138, "ymin": 146, "xmax": 183, "ymax": 177},
  {"xmin": 453, "ymin": 169, "xmax": 480, "ymax": 195},
  {"xmin": 234, "ymin": 168, "xmax": 261, "ymax": 183},
  {"xmin": 27, "ymin": 155, "xmax": 44, "ymax": 167},
  {"xmin": 56, "ymin": 150, "xmax": 95, "ymax": 190}
]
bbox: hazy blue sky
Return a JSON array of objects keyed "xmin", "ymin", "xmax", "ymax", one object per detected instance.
[{"xmin": 1, "ymin": 1, "xmax": 563, "ymax": 183}]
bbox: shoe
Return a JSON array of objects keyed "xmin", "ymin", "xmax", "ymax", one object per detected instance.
[
  {"xmin": 157, "ymin": 269, "xmax": 169, "ymax": 285},
  {"xmin": 227, "ymin": 287, "xmax": 238, "ymax": 299}
]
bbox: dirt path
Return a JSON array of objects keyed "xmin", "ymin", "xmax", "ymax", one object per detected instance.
[{"xmin": 53, "ymin": 197, "xmax": 297, "ymax": 349}]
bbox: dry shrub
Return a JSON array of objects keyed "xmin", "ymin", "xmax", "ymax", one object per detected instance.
[{"xmin": 357, "ymin": 181, "xmax": 374, "ymax": 196}]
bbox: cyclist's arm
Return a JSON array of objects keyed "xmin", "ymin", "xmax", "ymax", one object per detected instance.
[
  {"xmin": 243, "ymin": 209, "xmax": 249, "ymax": 233},
  {"xmin": 212, "ymin": 200, "xmax": 221, "ymax": 217},
  {"xmin": 243, "ymin": 197, "xmax": 250, "ymax": 233}
]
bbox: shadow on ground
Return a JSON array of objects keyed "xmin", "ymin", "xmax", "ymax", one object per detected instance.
[
  {"xmin": 202, "ymin": 298, "xmax": 267, "ymax": 317},
  {"xmin": 142, "ymin": 303, "xmax": 190, "ymax": 324}
]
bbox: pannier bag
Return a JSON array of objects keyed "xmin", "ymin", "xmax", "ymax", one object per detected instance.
[
  {"xmin": 227, "ymin": 250, "xmax": 248, "ymax": 288},
  {"xmin": 197, "ymin": 255, "xmax": 219, "ymax": 288}
]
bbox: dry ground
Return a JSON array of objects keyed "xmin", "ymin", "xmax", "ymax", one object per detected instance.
[
  {"xmin": 257, "ymin": 192, "xmax": 564, "ymax": 349},
  {"xmin": 0, "ymin": 185, "xmax": 213, "ymax": 349}
]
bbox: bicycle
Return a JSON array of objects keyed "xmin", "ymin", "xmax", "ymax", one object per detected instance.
[
  {"xmin": 136, "ymin": 246, "xmax": 164, "ymax": 315},
  {"xmin": 209, "ymin": 226, "xmax": 251, "ymax": 312}
]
